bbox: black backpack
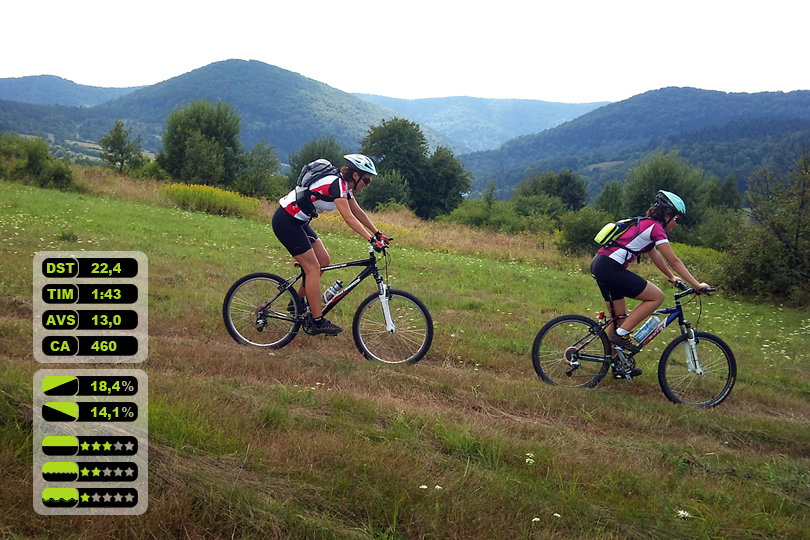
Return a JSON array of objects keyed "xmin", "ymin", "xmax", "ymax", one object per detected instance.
[{"xmin": 294, "ymin": 159, "xmax": 339, "ymax": 218}]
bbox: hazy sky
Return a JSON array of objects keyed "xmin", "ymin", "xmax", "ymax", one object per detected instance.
[{"xmin": 3, "ymin": 0, "xmax": 807, "ymax": 103}]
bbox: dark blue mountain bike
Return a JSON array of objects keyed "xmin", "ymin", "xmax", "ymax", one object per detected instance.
[{"xmin": 531, "ymin": 283, "xmax": 736, "ymax": 408}]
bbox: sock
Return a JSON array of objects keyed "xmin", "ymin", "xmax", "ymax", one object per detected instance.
[{"xmin": 616, "ymin": 328, "xmax": 630, "ymax": 336}]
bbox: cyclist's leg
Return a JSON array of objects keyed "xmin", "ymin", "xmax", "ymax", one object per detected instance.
[
  {"xmin": 619, "ymin": 281, "xmax": 664, "ymax": 332},
  {"xmin": 294, "ymin": 250, "xmax": 324, "ymax": 317},
  {"xmin": 272, "ymin": 208, "xmax": 323, "ymax": 316},
  {"xmin": 295, "ymin": 226, "xmax": 329, "ymax": 299}
]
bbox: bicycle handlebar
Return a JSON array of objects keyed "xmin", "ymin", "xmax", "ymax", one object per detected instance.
[{"xmin": 674, "ymin": 282, "xmax": 716, "ymax": 299}]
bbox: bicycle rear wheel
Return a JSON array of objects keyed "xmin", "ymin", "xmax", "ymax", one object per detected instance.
[
  {"xmin": 532, "ymin": 315, "xmax": 610, "ymax": 388},
  {"xmin": 658, "ymin": 331, "xmax": 736, "ymax": 408},
  {"xmin": 352, "ymin": 289, "xmax": 433, "ymax": 364},
  {"xmin": 222, "ymin": 272, "xmax": 302, "ymax": 348}
]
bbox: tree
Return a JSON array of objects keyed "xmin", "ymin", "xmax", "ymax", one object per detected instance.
[
  {"xmin": 354, "ymin": 170, "xmax": 411, "ymax": 210},
  {"xmin": 621, "ymin": 151, "xmax": 702, "ymax": 218},
  {"xmin": 361, "ymin": 118, "xmax": 470, "ymax": 219},
  {"xmin": 361, "ymin": 118, "xmax": 428, "ymax": 186},
  {"xmin": 423, "ymin": 146, "xmax": 472, "ymax": 218},
  {"xmin": 232, "ymin": 141, "xmax": 284, "ymax": 198},
  {"xmin": 746, "ymin": 152, "xmax": 810, "ymax": 280},
  {"xmin": 512, "ymin": 170, "xmax": 587, "ymax": 211},
  {"xmin": 594, "ymin": 181, "xmax": 624, "ymax": 217},
  {"xmin": 158, "ymin": 100, "xmax": 243, "ymax": 186},
  {"xmin": 99, "ymin": 120, "xmax": 143, "ymax": 173}
]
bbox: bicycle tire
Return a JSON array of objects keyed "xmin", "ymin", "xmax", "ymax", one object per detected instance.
[
  {"xmin": 352, "ymin": 289, "xmax": 433, "ymax": 364},
  {"xmin": 222, "ymin": 272, "xmax": 302, "ymax": 348},
  {"xmin": 532, "ymin": 314, "xmax": 610, "ymax": 388},
  {"xmin": 658, "ymin": 331, "xmax": 736, "ymax": 408}
]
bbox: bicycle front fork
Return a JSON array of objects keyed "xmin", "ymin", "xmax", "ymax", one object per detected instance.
[
  {"xmin": 682, "ymin": 326, "xmax": 703, "ymax": 375},
  {"xmin": 377, "ymin": 282, "xmax": 396, "ymax": 332}
]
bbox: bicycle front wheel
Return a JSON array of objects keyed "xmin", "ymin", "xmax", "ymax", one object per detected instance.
[
  {"xmin": 532, "ymin": 315, "xmax": 610, "ymax": 388},
  {"xmin": 658, "ymin": 331, "xmax": 736, "ymax": 408},
  {"xmin": 352, "ymin": 289, "xmax": 433, "ymax": 364},
  {"xmin": 223, "ymin": 272, "xmax": 302, "ymax": 348}
]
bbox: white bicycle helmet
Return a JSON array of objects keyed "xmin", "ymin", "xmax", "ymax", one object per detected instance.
[{"xmin": 343, "ymin": 154, "xmax": 377, "ymax": 176}]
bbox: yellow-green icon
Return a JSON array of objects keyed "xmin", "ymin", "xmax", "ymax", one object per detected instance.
[
  {"xmin": 42, "ymin": 487, "xmax": 79, "ymax": 508},
  {"xmin": 42, "ymin": 376, "xmax": 79, "ymax": 396},
  {"xmin": 42, "ymin": 435, "xmax": 79, "ymax": 456},
  {"xmin": 42, "ymin": 401, "xmax": 79, "ymax": 422},
  {"xmin": 42, "ymin": 462, "xmax": 79, "ymax": 482}
]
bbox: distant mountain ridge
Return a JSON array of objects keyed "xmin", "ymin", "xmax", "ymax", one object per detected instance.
[
  {"xmin": 1, "ymin": 62, "xmax": 809, "ymax": 197},
  {"xmin": 0, "ymin": 64, "xmax": 607, "ymax": 158},
  {"xmin": 353, "ymin": 94, "xmax": 607, "ymax": 152},
  {"xmin": 0, "ymin": 75, "xmax": 142, "ymax": 107},
  {"xmin": 0, "ymin": 60, "xmax": 459, "ymax": 160},
  {"xmin": 461, "ymin": 87, "xmax": 810, "ymax": 195}
]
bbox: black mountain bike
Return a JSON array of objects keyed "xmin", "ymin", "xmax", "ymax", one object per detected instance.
[
  {"xmin": 223, "ymin": 243, "xmax": 433, "ymax": 364},
  {"xmin": 531, "ymin": 283, "xmax": 736, "ymax": 408}
]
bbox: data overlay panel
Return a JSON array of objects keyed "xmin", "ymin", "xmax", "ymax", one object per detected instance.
[
  {"xmin": 33, "ymin": 369, "xmax": 148, "ymax": 515},
  {"xmin": 33, "ymin": 251, "xmax": 148, "ymax": 363}
]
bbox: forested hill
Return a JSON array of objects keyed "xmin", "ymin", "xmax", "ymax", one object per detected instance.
[
  {"xmin": 354, "ymin": 94, "xmax": 607, "ymax": 152},
  {"xmin": 0, "ymin": 60, "xmax": 456, "ymax": 160},
  {"xmin": 461, "ymin": 87, "xmax": 810, "ymax": 196},
  {"xmin": 0, "ymin": 75, "xmax": 141, "ymax": 107}
]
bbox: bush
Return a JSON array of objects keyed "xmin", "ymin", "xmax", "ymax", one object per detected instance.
[
  {"xmin": 0, "ymin": 135, "xmax": 74, "ymax": 189},
  {"xmin": 163, "ymin": 184, "xmax": 259, "ymax": 218},
  {"xmin": 446, "ymin": 199, "xmax": 526, "ymax": 233},
  {"xmin": 668, "ymin": 242, "xmax": 727, "ymax": 288},
  {"xmin": 556, "ymin": 207, "xmax": 613, "ymax": 254},
  {"xmin": 720, "ymin": 226, "xmax": 810, "ymax": 305},
  {"xmin": 39, "ymin": 158, "xmax": 75, "ymax": 190}
]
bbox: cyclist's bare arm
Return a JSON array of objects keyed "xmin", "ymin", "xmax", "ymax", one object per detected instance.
[
  {"xmin": 656, "ymin": 242, "xmax": 710, "ymax": 290},
  {"xmin": 336, "ymin": 198, "xmax": 375, "ymax": 240},
  {"xmin": 648, "ymin": 248, "xmax": 677, "ymax": 283},
  {"xmin": 347, "ymin": 197, "xmax": 378, "ymax": 235}
]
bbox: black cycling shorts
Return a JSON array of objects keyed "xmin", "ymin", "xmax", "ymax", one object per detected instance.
[
  {"xmin": 272, "ymin": 206, "xmax": 319, "ymax": 256},
  {"xmin": 590, "ymin": 254, "xmax": 648, "ymax": 301}
]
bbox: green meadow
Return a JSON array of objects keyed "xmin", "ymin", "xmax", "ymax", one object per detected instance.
[{"xmin": 1, "ymin": 176, "xmax": 808, "ymax": 539}]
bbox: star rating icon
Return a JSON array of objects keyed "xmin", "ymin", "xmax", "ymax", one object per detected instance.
[{"xmin": 80, "ymin": 490, "xmax": 138, "ymax": 505}]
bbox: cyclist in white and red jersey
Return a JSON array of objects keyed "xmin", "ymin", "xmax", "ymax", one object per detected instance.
[
  {"xmin": 590, "ymin": 190, "xmax": 711, "ymax": 376},
  {"xmin": 272, "ymin": 154, "xmax": 389, "ymax": 336}
]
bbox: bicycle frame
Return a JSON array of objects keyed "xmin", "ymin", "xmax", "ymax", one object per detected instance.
[
  {"xmin": 281, "ymin": 246, "xmax": 395, "ymax": 328},
  {"xmin": 572, "ymin": 288, "xmax": 699, "ymax": 367}
]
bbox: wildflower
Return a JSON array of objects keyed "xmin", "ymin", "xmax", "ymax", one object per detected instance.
[
  {"xmin": 676, "ymin": 509, "xmax": 692, "ymax": 519},
  {"xmin": 526, "ymin": 458, "xmax": 535, "ymax": 465},
  {"xmin": 419, "ymin": 485, "xmax": 428, "ymax": 489},
  {"xmin": 531, "ymin": 517, "xmax": 540, "ymax": 523},
  {"xmin": 434, "ymin": 485, "xmax": 443, "ymax": 490},
  {"xmin": 552, "ymin": 513, "xmax": 561, "ymax": 518}
]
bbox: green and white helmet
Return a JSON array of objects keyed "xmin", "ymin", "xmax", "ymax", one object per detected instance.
[
  {"xmin": 343, "ymin": 154, "xmax": 377, "ymax": 176},
  {"xmin": 654, "ymin": 190, "xmax": 686, "ymax": 215}
]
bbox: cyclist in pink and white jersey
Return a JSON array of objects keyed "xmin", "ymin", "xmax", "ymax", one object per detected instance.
[
  {"xmin": 590, "ymin": 190, "xmax": 711, "ymax": 374},
  {"xmin": 272, "ymin": 154, "xmax": 389, "ymax": 336}
]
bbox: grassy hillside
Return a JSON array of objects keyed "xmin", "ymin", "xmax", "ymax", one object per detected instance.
[{"xmin": 1, "ymin": 176, "xmax": 809, "ymax": 539}]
